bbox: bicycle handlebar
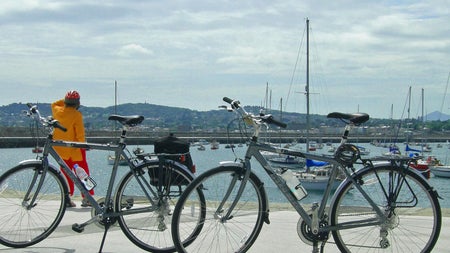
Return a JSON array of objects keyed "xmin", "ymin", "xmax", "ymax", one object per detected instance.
[
  {"xmin": 260, "ymin": 114, "xmax": 287, "ymax": 128},
  {"xmin": 222, "ymin": 97, "xmax": 287, "ymax": 129},
  {"xmin": 26, "ymin": 103, "xmax": 67, "ymax": 132}
]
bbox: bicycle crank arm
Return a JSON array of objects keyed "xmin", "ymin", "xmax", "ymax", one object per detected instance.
[{"xmin": 72, "ymin": 216, "xmax": 100, "ymax": 233}]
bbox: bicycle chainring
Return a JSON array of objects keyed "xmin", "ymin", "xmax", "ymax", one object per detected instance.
[
  {"xmin": 297, "ymin": 215, "xmax": 329, "ymax": 245},
  {"xmin": 91, "ymin": 197, "xmax": 118, "ymax": 228}
]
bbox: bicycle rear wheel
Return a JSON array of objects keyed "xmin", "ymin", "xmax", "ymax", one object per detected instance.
[
  {"xmin": 171, "ymin": 165, "xmax": 268, "ymax": 253},
  {"xmin": 0, "ymin": 162, "xmax": 67, "ymax": 248},
  {"xmin": 330, "ymin": 164, "xmax": 441, "ymax": 253},
  {"xmin": 115, "ymin": 160, "xmax": 198, "ymax": 253}
]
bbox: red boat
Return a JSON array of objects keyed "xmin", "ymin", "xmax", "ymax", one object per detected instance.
[
  {"xmin": 409, "ymin": 159, "xmax": 430, "ymax": 179},
  {"xmin": 32, "ymin": 146, "xmax": 43, "ymax": 153}
]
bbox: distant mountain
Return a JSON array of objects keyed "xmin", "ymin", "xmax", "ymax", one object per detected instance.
[
  {"xmin": 425, "ymin": 111, "xmax": 450, "ymax": 121},
  {"xmin": 0, "ymin": 103, "xmax": 448, "ymax": 132}
]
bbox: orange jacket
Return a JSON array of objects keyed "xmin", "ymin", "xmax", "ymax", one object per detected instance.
[{"xmin": 51, "ymin": 99, "xmax": 85, "ymax": 161}]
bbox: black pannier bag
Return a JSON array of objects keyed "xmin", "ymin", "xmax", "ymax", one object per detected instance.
[{"xmin": 152, "ymin": 133, "xmax": 195, "ymax": 186}]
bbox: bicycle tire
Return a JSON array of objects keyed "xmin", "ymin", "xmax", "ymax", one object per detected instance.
[
  {"xmin": 115, "ymin": 159, "xmax": 199, "ymax": 253},
  {"xmin": 171, "ymin": 165, "xmax": 268, "ymax": 253},
  {"xmin": 330, "ymin": 164, "xmax": 441, "ymax": 253},
  {"xmin": 0, "ymin": 162, "xmax": 67, "ymax": 248}
]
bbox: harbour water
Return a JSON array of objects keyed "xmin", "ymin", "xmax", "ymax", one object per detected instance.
[{"xmin": 0, "ymin": 142, "xmax": 449, "ymax": 208}]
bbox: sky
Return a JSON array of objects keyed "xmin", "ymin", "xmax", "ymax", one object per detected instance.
[{"xmin": 0, "ymin": 0, "xmax": 449, "ymax": 119}]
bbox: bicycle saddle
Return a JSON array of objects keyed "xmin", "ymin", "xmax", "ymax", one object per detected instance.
[
  {"xmin": 108, "ymin": 115, "xmax": 145, "ymax": 126},
  {"xmin": 327, "ymin": 112, "xmax": 369, "ymax": 125}
]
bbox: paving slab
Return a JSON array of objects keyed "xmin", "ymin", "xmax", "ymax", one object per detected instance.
[{"xmin": 0, "ymin": 208, "xmax": 448, "ymax": 253}]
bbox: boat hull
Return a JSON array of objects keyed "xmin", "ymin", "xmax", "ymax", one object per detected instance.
[{"xmin": 430, "ymin": 166, "xmax": 450, "ymax": 178}]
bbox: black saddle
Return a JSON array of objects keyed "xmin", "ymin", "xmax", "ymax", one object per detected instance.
[
  {"xmin": 108, "ymin": 115, "xmax": 144, "ymax": 126},
  {"xmin": 327, "ymin": 112, "xmax": 369, "ymax": 125}
]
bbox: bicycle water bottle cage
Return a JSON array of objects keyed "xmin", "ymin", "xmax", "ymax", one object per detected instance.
[
  {"xmin": 335, "ymin": 144, "xmax": 360, "ymax": 166},
  {"xmin": 108, "ymin": 115, "xmax": 144, "ymax": 127}
]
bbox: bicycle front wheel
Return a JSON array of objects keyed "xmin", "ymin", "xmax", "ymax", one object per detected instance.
[
  {"xmin": 171, "ymin": 165, "xmax": 268, "ymax": 253},
  {"xmin": 0, "ymin": 162, "xmax": 67, "ymax": 248},
  {"xmin": 115, "ymin": 160, "xmax": 197, "ymax": 253},
  {"xmin": 330, "ymin": 164, "xmax": 441, "ymax": 253}
]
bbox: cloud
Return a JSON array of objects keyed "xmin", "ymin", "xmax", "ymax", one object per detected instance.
[
  {"xmin": 0, "ymin": 0, "xmax": 448, "ymax": 119},
  {"xmin": 116, "ymin": 44, "xmax": 153, "ymax": 57}
]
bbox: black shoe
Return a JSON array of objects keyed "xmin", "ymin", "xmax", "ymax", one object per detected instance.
[
  {"xmin": 66, "ymin": 199, "xmax": 76, "ymax": 208},
  {"xmin": 81, "ymin": 198, "xmax": 92, "ymax": 207}
]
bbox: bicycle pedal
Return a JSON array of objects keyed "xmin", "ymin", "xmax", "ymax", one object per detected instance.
[{"xmin": 72, "ymin": 223, "xmax": 85, "ymax": 233}]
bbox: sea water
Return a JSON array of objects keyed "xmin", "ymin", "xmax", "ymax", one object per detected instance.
[{"xmin": 0, "ymin": 142, "xmax": 449, "ymax": 208}]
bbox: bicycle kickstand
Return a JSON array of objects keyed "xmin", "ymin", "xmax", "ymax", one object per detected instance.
[{"xmin": 98, "ymin": 222, "xmax": 111, "ymax": 253}]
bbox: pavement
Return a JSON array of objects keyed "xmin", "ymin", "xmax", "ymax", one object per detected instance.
[{"xmin": 0, "ymin": 207, "xmax": 448, "ymax": 253}]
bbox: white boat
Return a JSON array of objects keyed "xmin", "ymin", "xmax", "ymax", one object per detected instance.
[
  {"xmin": 357, "ymin": 146, "xmax": 370, "ymax": 156},
  {"xmin": 295, "ymin": 159, "xmax": 344, "ymax": 191},
  {"xmin": 107, "ymin": 154, "xmax": 128, "ymax": 166},
  {"xmin": 327, "ymin": 146, "xmax": 336, "ymax": 153},
  {"xmin": 210, "ymin": 140, "xmax": 219, "ymax": 150},
  {"xmin": 430, "ymin": 165, "xmax": 450, "ymax": 178},
  {"xmin": 308, "ymin": 141, "xmax": 317, "ymax": 151},
  {"xmin": 192, "ymin": 139, "xmax": 210, "ymax": 146},
  {"xmin": 428, "ymin": 156, "xmax": 450, "ymax": 178},
  {"xmin": 296, "ymin": 166, "xmax": 343, "ymax": 191},
  {"xmin": 269, "ymin": 155, "xmax": 305, "ymax": 166}
]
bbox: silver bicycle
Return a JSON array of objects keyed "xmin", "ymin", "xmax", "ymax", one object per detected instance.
[
  {"xmin": 171, "ymin": 97, "xmax": 442, "ymax": 253},
  {"xmin": 0, "ymin": 103, "xmax": 201, "ymax": 252}
]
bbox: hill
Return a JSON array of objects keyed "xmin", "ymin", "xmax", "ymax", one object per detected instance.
[
  {"xmin": 0, "ymin": 102, "xmax": 449, "ymax": 133},
  {"xmin": 424, "ymin": 111, "xmax": 450, "ymax": 121}
]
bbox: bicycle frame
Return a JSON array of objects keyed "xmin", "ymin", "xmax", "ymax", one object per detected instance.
[
  {"xmin": 241, "ymin": 140, "xmax": 388, "ymax": 232},
  {"xmin": 218, "ymin": 103, "xmax": 389, "ymax": 235},
  {"xmin": 27, "ymin": 127, "xmax": 170, "ymax": 224}
]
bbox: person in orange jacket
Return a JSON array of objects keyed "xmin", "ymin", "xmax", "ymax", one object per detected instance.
[{"xmin": 52, "ymin": 90, "xmax": 94, "ymax": 207}]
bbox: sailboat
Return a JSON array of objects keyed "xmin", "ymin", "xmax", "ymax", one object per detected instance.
[
  {"xmin": 288, "ymin": 18, "xmax": 340, "ymax": 190},
  {"xmin": 267, "ymin": 97, "xmax": 305, "ymax": 167},
  {"xmin": 295, "ymin": 159, "xmax": 344, "ymax": 191},
  {"xmin": 429, "ymin": 72, "xmax": 450, "ymax": 178}
]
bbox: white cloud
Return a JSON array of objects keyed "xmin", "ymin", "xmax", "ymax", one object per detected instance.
[
  {"xmin": 0, "ymin": 0, "xmax": 448, "ymax": 118},
  {"xmin": 116, "ymin": 44, "xmax": 153, "ymax": 57}
]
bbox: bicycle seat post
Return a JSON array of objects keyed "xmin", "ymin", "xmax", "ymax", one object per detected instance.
[
  {"xmin": 118, "ymin": 126, "xmax": 129, "ymax": 145},
  {"xmin": 339, "ymin": 123, "xmax": 353, "ymax": 146}
]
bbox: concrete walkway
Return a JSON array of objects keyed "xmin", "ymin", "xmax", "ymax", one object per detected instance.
[{"xmin": 0, "ymin": 208, "xmax": 448, "ymax": 253}]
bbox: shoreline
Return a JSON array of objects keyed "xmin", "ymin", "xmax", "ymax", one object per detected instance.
[{"xmin": 1, "ymin": 134, "xmax": 449, "ymax": 148}]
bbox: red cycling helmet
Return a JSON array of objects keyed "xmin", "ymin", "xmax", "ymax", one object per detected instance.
[{"xmin": 64, "ymin": 90, "xmax": 81, "ymax": 106}]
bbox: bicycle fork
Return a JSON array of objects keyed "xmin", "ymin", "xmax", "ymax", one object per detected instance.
[{"xmin": 213, "ymin": 165, "xmax": 252, "ymax": 222}]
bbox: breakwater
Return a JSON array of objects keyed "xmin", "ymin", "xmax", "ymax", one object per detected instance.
[{"xmin": 1, "ymin": 132, "xmax": 448, "ymax": 148}]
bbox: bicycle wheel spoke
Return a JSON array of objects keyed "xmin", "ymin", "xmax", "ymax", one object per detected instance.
[
  {"xmin": 172, "ymin": 166, "xmax": 266, "ymax": 253},
  {"xmin": 116, "ymin": 160, "xmax": 194, "ymax": 252},
  {"xmin": 331, "ymin": 166, "xmax": 441, "ymax": 252},
  {"xmin": 0, "ymin": 164, "xmax": 65, "ymax": 248}
]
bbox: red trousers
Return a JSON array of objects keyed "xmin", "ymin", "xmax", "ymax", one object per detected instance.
[{"xmin": 61, "ymin": 149, "xmax": 94, "ymax": 197}]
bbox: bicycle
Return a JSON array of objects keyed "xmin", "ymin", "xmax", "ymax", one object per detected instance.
[
  {"xmin": 0, "ymin": 103, "xmax": 202, "ymax": 253},
  {"xmin": 171, "ymin": 97, "xmax": 442, "ymax": 253}
]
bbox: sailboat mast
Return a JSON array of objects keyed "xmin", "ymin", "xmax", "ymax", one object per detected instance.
[
  {"xmin": 421, "ymin": 88, "xmax": 424, "ymax": 123},
  {"xmin": 306, "ymin": 18, "xmax": 310, "ymax": 152},
  {"xmin": 114, "ymin": 80, "xmax": 118, "ymax": 130},
  {"xmin": 408, "ymin": 86, "xmax": 411, "ymax": 120}
]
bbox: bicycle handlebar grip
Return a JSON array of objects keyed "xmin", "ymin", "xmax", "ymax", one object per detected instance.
[
  {"xmin": 223, "ymin": 97, "xmax": 240, "ymax": 109},
  {"xmin": 27, "ymin": 103, "xmax": 38, "ymax": 114},
  {"xmin": 54, "ymin": 121, "xmax": 67, "ymax": 132},
  {"xmin": 223, "ymin": 97, "xmax": 234, "ymax": 104},
  {"xmin": 267, "ymin": 116, "xmax": 287, "ymax": 128}
]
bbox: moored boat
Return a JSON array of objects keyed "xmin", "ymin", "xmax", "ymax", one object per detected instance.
[
  {"xmin": 269, "ymin": 155, "xmax": 305, "ymax": 165},
  {"xmin": 430, "ymin": 165, "xmax": 450, "ymax": 178},
  {"xmin": 32, "ymin": 146, "xmax": 43, "ymax": 153},
  {"xmin": 295, "ymin": 159, "xmax": 344, "ymax": 191},
  {"xmin": 428, "ymin": 156, "xmax": 450, "ymax": 178}
]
